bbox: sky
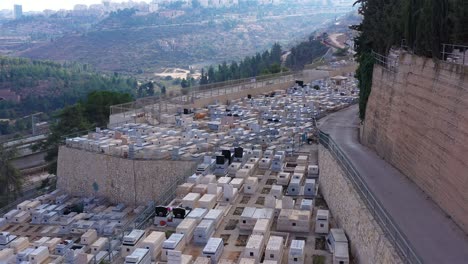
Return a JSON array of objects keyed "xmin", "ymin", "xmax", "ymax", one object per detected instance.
[{"xmin": 0, "ymin": 0, "xmax": 150, "ymax": 12}]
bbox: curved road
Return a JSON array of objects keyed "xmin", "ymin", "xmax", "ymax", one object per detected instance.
[{"xmin": 319, "ymin": 105, "xmax": 468, "ymax": 264}]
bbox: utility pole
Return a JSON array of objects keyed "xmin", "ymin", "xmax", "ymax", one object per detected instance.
[{"xmin": 31, "ymin": 112, "xmax": 41, "ymax": 135}]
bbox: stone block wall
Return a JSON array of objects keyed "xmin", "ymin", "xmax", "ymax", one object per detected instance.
[
  {"xmin": 318, "ymin": 145, "xmax": 403, "ymax": 264},
  {"xmin": 57, "ymin": 146, "xmax": 197, "ymax": 205},
  {"xmin": 362, "ymin": 53, "xmax": 468, "ymax": 232}
]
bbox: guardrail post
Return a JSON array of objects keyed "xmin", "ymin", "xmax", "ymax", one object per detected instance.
[
  {"xmin": 442, "ymin": 44, "xmax": 446, "ymax": 61},
  {"xmin": 462, "ymin": 50, "xmax": 466, "ymax": 65}
]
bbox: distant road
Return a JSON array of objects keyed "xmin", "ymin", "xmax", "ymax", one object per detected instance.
[
  {"xmin": 11, "ymin": 152, "xmax": 47, "ymax": 171},
  {"xmin": 319, "ymin": 105, "xmax": 468, "ymax": 264},
  {"xmin": 2, "ymin": 134, "xmax": 49, "ymax": 171}
]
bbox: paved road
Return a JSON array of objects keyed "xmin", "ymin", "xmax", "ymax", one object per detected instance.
[
  {"xmin": 319, "ymin": 105, "xmax": 468, "ymax": 264},
  {"xmin": 11, "ymin": 152, "xmax": 47, "ymax": 170}
]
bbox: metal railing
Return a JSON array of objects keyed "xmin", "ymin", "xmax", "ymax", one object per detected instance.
[
  {"xmin": 399, "ymin": 41, "xmax": 468, "ymax": 66},
  {"xmin": 59, "ymin": 129, "xmax": 94, "ymax": 144},
  {"xmin": 87, "ymin": 200, "xmax": 156, "ymax": 264},
  {"xmin": 442, "ymin": 44, "xmax": 468, "ymax": 66},
  {"xmin": 109, "ymin": 71, "xmax": 302, "ymax": 117},
  {"xmin": 187, "ymin": 71, "xmax": 300, "ymax": 100},
  {"xmin": 318, "ymin": 131, "xmax": 422, "ymax": 264},
  {"xmin": 2, "ymin": 133, "xmax": 48, "ymax": 148},
  {"xmin": 372, "ymin": 51, "xmax": 399, "ymax": 73}
]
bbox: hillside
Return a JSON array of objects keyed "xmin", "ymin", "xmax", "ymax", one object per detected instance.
[
  {"xmin": 0, "ymin": 57, "xmax": 137, "ymax": 122},
  {"xmin": 17, "ymin": 11, "xmax": 337, "ymax": 74}
]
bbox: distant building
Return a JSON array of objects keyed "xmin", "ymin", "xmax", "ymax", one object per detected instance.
[
  {"xmin": 88, "ymin": 4, "xmax": 104, "ymax": 11},
  {"xmin": 198, "ymin": 0, "xmax": 209, "ymax": 7},
  {"xmin": 149, "ymin": 2, "xmax": 159, "ymax": 13},
  {"xmin": 43, "ymin": 9, "xmax": 55, "ymax": 17},
  {"xmin": 159, "ymin": 10, "xmax": 185, "ymax": 18},
  {"xmin": 14, "ymin": 4, "xmax": 22, "ymax": 19},
  {"xmin": 73, "ymin": 4, "xmax": 88, "ymax": 16},
  {"xmin": 136, "ymin": 2, "xmax": 150, "ymax": 12},
  {"xmin": 34, "ymin": 122, "xmax": 50, "ymax": 135},
  {"xmin": 102, "ymin": 0, "xmax": 111, "ymax": 7},
  {"xmin": 74, "ymin": 4, "xmax": 88, "ymax": 11},
  {"xmin": 259, "ymin": 0, "xmax": 274, "ymax": 5}
]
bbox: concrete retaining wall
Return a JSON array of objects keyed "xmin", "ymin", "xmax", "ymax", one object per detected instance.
[
  {"xmin": 57, "ymin": 146, "xmax": 197, "ymax": 205},
  {"xmin": 362, "ymin": 53, "xmax": 468, "ymax": 233},
  {"xmin": 318, "ymin": 145, "xmax": 403, "ymax": 264}
]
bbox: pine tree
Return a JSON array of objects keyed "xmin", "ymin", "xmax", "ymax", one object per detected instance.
[
  {"xmin": 0, "ymin": 145, "xmax": 22, "ymax": 206},
  {"xmin": 270, "ymin": 43, "xmax": 282, "ymax": 64},
  {"xmin": 207, "ymin": 66, "xmax": 215, "ymax": 83},
  {"xmin": 200, "ymin": 68, "xmax": 208, "ymax": 85}
]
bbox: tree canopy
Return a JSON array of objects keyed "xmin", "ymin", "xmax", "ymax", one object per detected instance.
[
  {"xmin": 353, "ymin": 0, "xmax": 468, "ymax": 59},
  {"xmin": 0, "ymin": 144, "xmax": 22, "ymax": 207},
  {"xmin": 0, "ymin": 56, "xmax": 138, "ymax": 135},
  {"xmin": 199, "ymin": 40, "xmax": 327, "ymax": 85},
  {"xmin": 83, "ymin": 91, "xmax": 133, "ymax": 128},
  {"xmin": 352, "ymin": 0, "xmax": 468, "ymax": 120},
  {"xmin": 200, "ymin": 43, "xmax": 285, "ymax": 84},
  {"xmin": 285, "ymin": 36, "xmax": 329, "ymax": 70},
  {"xmin": 35, "ymin": 91, "xmax": 132, "ymax": 173}
]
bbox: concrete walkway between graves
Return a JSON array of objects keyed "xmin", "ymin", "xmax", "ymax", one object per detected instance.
[{"xmin": 318, "ymin": 104, "xmax": 468, "ymax": 264}]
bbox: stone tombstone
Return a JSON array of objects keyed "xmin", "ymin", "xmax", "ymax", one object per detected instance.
[
  {"xmin": 282, "ymin": 196, "xmax": 294, "ymax": 209},
  {"xmin": 265, "ymin": 195, "xmax": 276, "ymax": 208},
  {"xmin": 224, "ymin": 184, "xmax": 234, "ymax": 197},
  {"xmin": 207, "ymin": 183, "xmax": 218, "ymax": 194}
]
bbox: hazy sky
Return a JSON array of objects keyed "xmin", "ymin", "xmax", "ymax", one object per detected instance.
[{"xmin": 0, "ymin": 1, "xmax": 150, "ymax": 12}]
